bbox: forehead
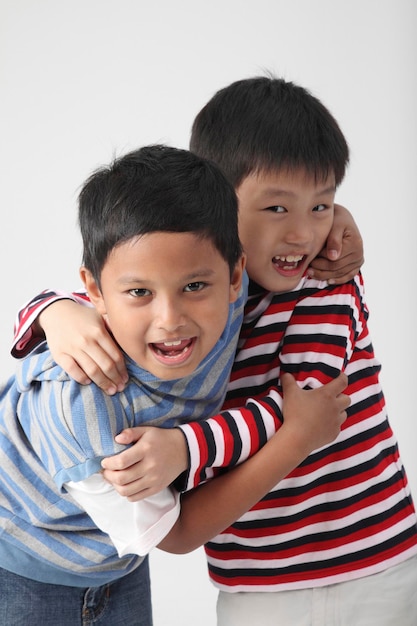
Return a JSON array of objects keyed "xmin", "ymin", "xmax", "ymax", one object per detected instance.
[
  {"xmin": 252, "ymin": 164, "xmax": 335, "ymax": 185},
  {"xmin": 112, "ymin": 231, "xmax": 220, "ymax": 254},
  {"xmin": 102, "ymin": 231, "xmax": 228, "ymax": 280},
  {"xmin": 237, "ymin": 167, "xmax": 336, "ymax": 200}
]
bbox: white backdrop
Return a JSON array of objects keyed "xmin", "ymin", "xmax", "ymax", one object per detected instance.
[{"xmin": 1, "ymin": 1, "xmax": 416, "ymax": 624}]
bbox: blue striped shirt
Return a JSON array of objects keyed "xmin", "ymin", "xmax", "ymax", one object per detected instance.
[{"xmin": 0, "ymin": 276, "xmax": 247, "ymax": 586}]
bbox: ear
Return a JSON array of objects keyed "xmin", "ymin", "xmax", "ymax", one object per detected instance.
[
  {"xmin": 79, "ymin": 266, "xmax": 107, "ymax": 316},
  {"xmin": 229, "ymin": 253, "xmax": 246, "ymax": 303}
]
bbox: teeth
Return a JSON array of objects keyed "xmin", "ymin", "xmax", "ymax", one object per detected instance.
[
  {"xmin": 163, "ymin": 340, "xmax": 182, "ymax": 347},
  {"xmin": 274, "ymin": 254, "xmax": 304, "ymax": 262}
]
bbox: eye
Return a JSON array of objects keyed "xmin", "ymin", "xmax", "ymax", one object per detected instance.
[
  {"xmin": 312, "ymin": 204, "xmax": 328, "ymax": 212},
  {"xmin": 266, "ymin": 205, "xmax": 286, "ymax": 214},
  {"xmin": 184, "ymin": 281, "xmax": 206, "ymax": 292},
  {"xmin": 128, "ymin": 288, "xmax": 152, "ymax": 297}
]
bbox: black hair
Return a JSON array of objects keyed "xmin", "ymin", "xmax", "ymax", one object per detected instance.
[
  {"xmin": 190, "ymin": 75, "xmax": 349, "ymax": 188},
  {"xmin": 79, "ymin": 145, "xmax": 242, "ymax": 284}
]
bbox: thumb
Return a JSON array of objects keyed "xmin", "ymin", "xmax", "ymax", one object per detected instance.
[
  {"xmin": 280, "ymin": 371, "xmax": 297, "ymax": 394},
  {"xmin": 326, "ymin": 372, "xmax": 349, "ymax": 395},
  {"xmin": 114, "ymin": 426, "xmax": 147, "ymax": 444},
  {"xmin": 324, "ymin": 225, "xmax": 344, "ymax": 261}
]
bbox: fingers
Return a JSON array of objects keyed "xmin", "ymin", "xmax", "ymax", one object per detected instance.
[
  {"xmin": 326, "ymin": 372, "xmax": 348, "ymax": 394},
  {"xmin": 328, "ymin": 374, "xmax": 350, "ymax": 427},
  {"xmin": 280, "ymin": 371, "xmax": 296, "ymax": 392},
  {"xmin": 101, "ymin": 427, "xmax": 187, "ymax": 502},
  {"xmin": 328, "ymin": 263, "xmax": 364, "ymax": 285},
  {"xmin": 323, "ymin": 228, "xmax": 344, "ymax": 262},
  {"xmin": 101, "ymin": 469, "xmax": 151, "ymax": 501},
  {"xmin": 101, "ymin": 433, "xmax": 146, "ymax": 471},
  {"xmin": 58, "ymin": 355, "xmax": 92, "ymax": 385},
  {"xmin": 337, "ymin": 399, "xmax": 350, "ymax": 424},
  {"xmin": 311, "ymin": 253, "xmax": 364, "ymax": 274},
  {"xmin": 113, "ymin": 427, "xmax": 146, "ymax": 445},
  {"xmin": 308, "ymin": 252, "xmax": 364, "ymax": 283},
  {"xmin": 78, "ymin": 343, "xmax": 128, "ymax": 393},
  {"xmin": 282, "ymin": 371, "xmax": 348, "ymax": 395},
  {"xmin": 65, "ymin": 348, "xmax": 128, "ymax": 395},
  {"xmin": 320, "ymin": 373, "xmax": 350, "ymax": 415},
  {"xmin": 53, "ymin": 347, "xmax": 128, "ymax": 394},
  {"xmin": 307, "ymin": 201, "xmax": 365, "ymax": 284}
]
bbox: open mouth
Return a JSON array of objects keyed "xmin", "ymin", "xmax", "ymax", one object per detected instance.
[
  {"xmin": 150, "ymin": 338, "xmax": 196, "ymax": 365},
  {"xmin": 272, "ymin": 254, "xmax": 306, "ymax": 272},
  {"xmin": 273, "ymin": 254, "xmax": 305, "ymax": 269}
]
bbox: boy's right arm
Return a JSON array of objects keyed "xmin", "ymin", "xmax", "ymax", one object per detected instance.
[{"xmin": 159, "ymin": 372, "xmax": 349, "ymax": 554}]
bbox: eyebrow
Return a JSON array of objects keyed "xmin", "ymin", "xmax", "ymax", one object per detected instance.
[
  {"xmin": 262, "ymin": 185, "xmax": 336, "ymax": 198},
  {"xmin": 117, "ymin": 268, "xmax": 217, "ymax": 285}
]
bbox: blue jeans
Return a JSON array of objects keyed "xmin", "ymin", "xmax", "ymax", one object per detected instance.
[{"xmin": 0, "ymin": 557, "xmax": 152, "ymax": 625}]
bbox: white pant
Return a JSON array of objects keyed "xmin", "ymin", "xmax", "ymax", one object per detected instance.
[{"xmin": 217, "ymin": 556, "xmax": 417, "ymax": 626}]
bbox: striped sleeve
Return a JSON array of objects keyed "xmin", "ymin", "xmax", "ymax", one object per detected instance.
[
  {"xmin": 178, "ymin": 393, "xmax": 283, "ymax": 491},
  {"xmin": 12, "ymin": 289, "xmax": 91, "ymax": 358}
]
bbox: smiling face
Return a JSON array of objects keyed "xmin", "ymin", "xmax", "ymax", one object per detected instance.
[
  {"xmin": 236, "ymin": 168, "xmax": 336, "ymax": 293},
  {"xmin": 81, "ymin": 231, "xmax": 244, "ymax": 380}
]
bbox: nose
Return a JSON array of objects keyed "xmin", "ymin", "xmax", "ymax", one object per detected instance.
[
  {"xmin": 154, "ymin": 295, "xmax": 186, "ymax": 333},
  {"xmin": 283, "ymin": 217, "xmax": 314, "ymax": 246}
]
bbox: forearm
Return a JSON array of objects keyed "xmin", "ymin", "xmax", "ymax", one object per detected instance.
[
  {"xmin": 178, "ymin": 392, "xmax": 283, "ymax": 490},
  {"xmin": 160, "ymin": 366, "xmax": 350, "ymax": 555},
  {"xmin": 159, "ymin": 423, "xmax": 309, "ymax": 554}
]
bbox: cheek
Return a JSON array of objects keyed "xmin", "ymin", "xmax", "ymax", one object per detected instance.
[
  {"xmin": 105, "ymin": 308, "xmax": 140, "ymax": 338},
  {"xmin": 316, "ymin": 220, "xmax": 333, "ymax": 245},
  {"xmin": 237, "ymin": 215, "xmax": 256, "ymax": 250},
  {"xmin": 206, "ymin": 299, "xmax": 230, "ymax": 333},
  {"xmin": 244, "ymin": 257, "xmax": 264, "ymax": 286}
]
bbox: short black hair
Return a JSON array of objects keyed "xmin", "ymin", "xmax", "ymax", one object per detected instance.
[
  {"xmin": 190, "ymin": 75, "xmax": 349, "ymax": 188},
  {"xmin": 79, "ymin": 145, "xmax": 242, "ymax": 284}
]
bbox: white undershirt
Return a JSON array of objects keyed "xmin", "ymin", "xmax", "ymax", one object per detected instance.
[{"xmin": 65, "ymin": 473, "xmax": 180, "ymax": 557}]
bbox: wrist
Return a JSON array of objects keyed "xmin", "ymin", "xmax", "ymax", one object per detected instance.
[
  {"xmin": 173, "ymin": 427, "xmax": 189, "ymax": 474},
  {"xmin": 172, "ymin": 427, "xmax": 191, "ymax": 492},
  {"xmin": 277, "ymin": 423, "xmax": 315, "ymax": 465},
  {"xmin": 38, "ymin": 299, "xmax": 74, "ymax": 336}
]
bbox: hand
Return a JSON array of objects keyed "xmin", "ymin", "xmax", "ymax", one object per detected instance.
[
  {"xmin": 40, "ymin": 300, "xmax": 128, "ymax": 394},
  {"xmin": 281, "ymin": 372, "xmax": 350, "ymax": 455},
  {"xmin": 308, "ymin": 204, "xmax": 364, "ymax": 284},
  {"xmin": 101, "ymin": 426, "xmax": 188, "ymax": 501}
]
